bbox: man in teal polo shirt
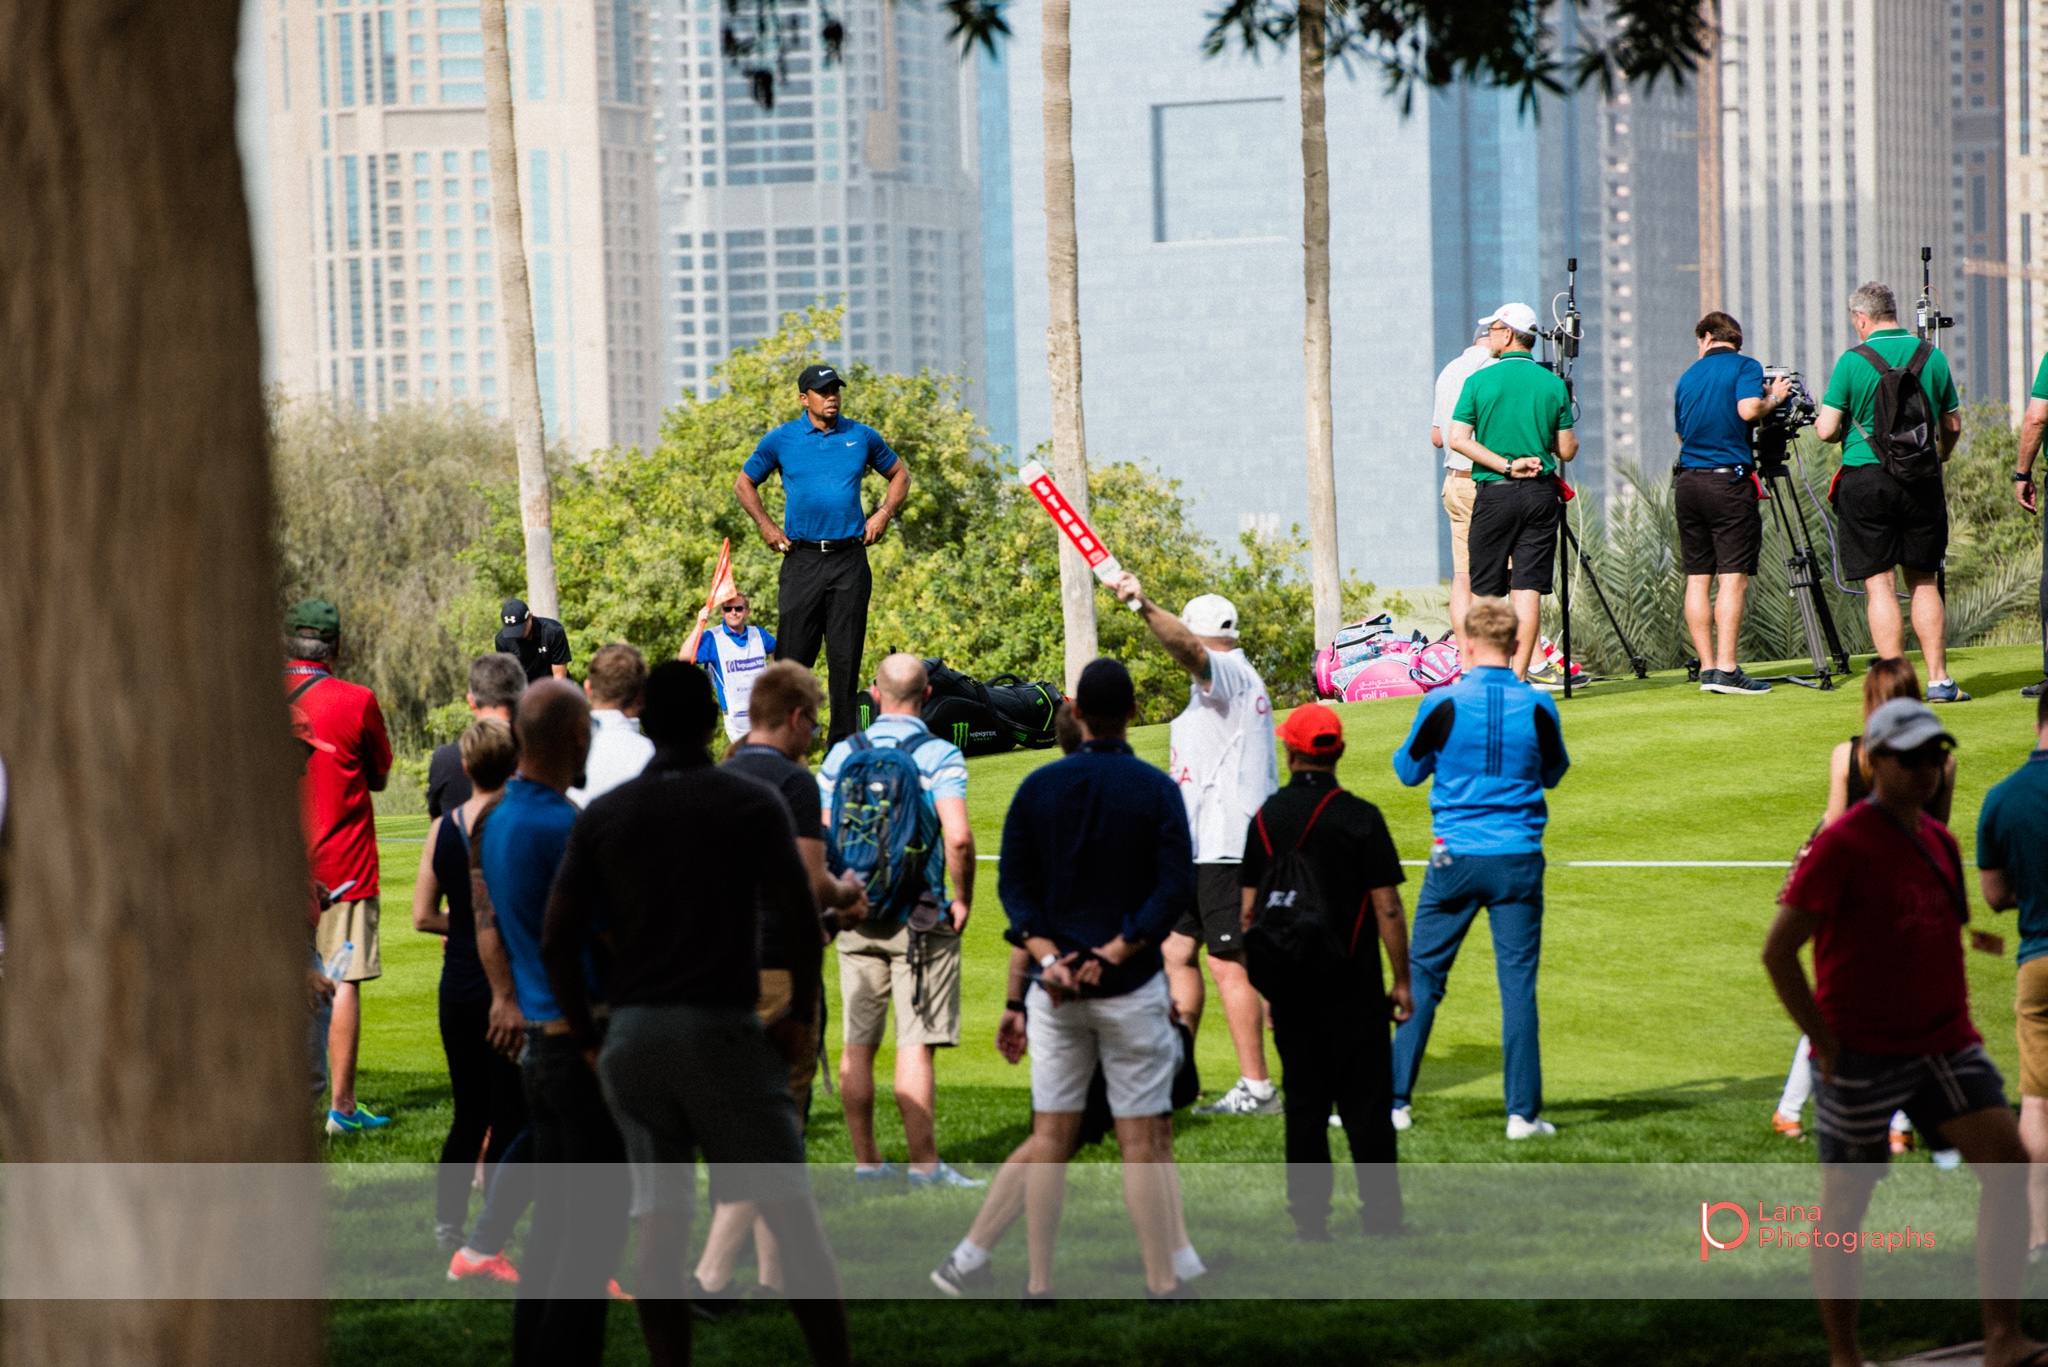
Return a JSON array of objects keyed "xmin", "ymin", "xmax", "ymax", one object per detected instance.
[
  {"xmin": 1449, "ymin": 302, "xmax": 1579, "ymax": 683},
  {"xmin": 2012, "ymin": 355, "xmax": 2048, "ymax": 697},
  {"xmin": 1815, "ymin": 282, "xmax": 1965, "ymax": 701}
]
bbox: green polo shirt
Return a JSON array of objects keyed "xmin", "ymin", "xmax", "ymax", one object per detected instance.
[
  {"xmin": 1819, "ymin": 327, "xmax": 1960, "ymax": 468},
  {"xmin": 1451, "ymin": 351, "xmax": 1574, "ymax": 483},
  {"xmin": 2031, "ymin": 351, "xmax": 2048, "ymax": 400}
]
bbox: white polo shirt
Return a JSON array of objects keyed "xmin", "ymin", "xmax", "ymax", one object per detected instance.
[
  {"xmin": 1433, "ymin": 344, "xmax": 1496, "ymax": 471},
  {"xmin": 1166, "ymin": 647, "xmax": 1277, "ymax": 864}
]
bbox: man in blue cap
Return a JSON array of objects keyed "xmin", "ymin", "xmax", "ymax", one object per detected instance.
[{"xmin": 736, "ymin": 363, "xmax": 911, "ymax": 742}]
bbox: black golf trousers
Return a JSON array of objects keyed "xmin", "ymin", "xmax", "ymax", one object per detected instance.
[
  {"xmin": 777, "ymin": 543, "xmax": 873, "ymax": 742},
  {"xmin": 1274, "ymin": 997, "xmax": 1403, "ymax": 1234}
]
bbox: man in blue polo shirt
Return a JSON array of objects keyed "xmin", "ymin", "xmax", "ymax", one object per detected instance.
[
  {"xmin": 736, "ymin": 363, "xmax": 912, "ymax": 742},
  {"xmin": 1673, "ymin": 311, "xmax": 1792, "ymax": 696}
]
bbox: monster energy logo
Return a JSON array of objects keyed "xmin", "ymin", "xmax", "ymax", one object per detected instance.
[{"xmin": 953, "ymin": 722, "xmax": 969, "ymax": 747}]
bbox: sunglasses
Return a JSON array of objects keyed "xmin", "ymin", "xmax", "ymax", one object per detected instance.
[
  {"xmin": 723, "ymin": 604, "xmax": 750, "ymax": 614},
  {"xmin": 1889, "ymin": 744, "xmax": 1952, "ymax": 770}
]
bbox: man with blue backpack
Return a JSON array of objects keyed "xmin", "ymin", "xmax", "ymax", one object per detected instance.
[{"xmin": 818, "ymin": 653, "xmax": 984, "ymax": 1188}]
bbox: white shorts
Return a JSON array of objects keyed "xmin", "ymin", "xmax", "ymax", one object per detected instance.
[{"xmin": 1026, "ymin": 971, "xmax": 1177, "ymax": 1119}]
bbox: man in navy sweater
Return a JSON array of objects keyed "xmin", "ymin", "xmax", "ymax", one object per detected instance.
[
  {"xmin": 1390, "ymin": 596, "xmax": 1570, "ymax": 1140},
  {"xmin": 996, "ymin": 658, "xmax": 1197, "ymax": 1301}
]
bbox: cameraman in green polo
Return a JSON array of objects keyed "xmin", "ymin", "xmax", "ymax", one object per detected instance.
[{"xmin": 1448, "ymin": 303, "xmax": 1579, "ymax": 685}]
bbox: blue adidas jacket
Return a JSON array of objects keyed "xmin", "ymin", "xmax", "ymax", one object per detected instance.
[{"xmin": 1392, "ymin": 666, "xmax": 1570, "ymax": 855}]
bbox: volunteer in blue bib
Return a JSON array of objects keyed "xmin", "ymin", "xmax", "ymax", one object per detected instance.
[{"xmin": 680, "ymin": 592, "xmax": 778, "ymax": 743}]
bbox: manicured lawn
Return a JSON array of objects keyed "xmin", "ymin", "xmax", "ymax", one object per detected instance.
[{"xmin": 329, "ymin": 643, "xmax": 2048, "ymax": 1363}]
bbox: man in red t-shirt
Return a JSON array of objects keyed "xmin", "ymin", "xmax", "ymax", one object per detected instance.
[
  {"xmin": 1765, "ymin": 698, "xmax": 2040, "ymax": 1367},
  {"xmin": 286, "ymin": 599, "xmax": 394, "ymax": 1135}
]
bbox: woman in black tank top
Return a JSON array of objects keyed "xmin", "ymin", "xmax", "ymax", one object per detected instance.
[{"xmin": 411, "ymin": 720, "xmax": 527, "ymax": 1254}]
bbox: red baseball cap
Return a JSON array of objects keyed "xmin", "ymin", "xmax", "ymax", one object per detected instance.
[
  {"xmin": 1277, "ymin": 702, "xmax": 1344, "ymax": 755},
  {"xmin": 291, "ymin": 704, "xmax": 338, "ymax": 755}
]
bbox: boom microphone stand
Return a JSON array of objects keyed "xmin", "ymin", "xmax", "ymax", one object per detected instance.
[
  {"xmin": 1540, "ymin": 258, "xmax": 1649, "ymax": 698},
  {"xmin": 1914, "ymin": 244, "xmax": 1955, "ymax": 604}
]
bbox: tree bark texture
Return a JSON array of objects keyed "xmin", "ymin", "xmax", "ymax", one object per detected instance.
[
  {"xmin": 1298, "ymin": 0, "xmax": 1341, "ymax": 645},
  {"xmin": 484, "ymin": 0, "xmax": 559, "ymax": 619},
  {"xmin": 1695, "ymin": 0, "xmax": 1722, "ymax": 314},
  {"xmin": 1040, "ymin": 0, "xmax": 1099, "ymax": 691},
  {"xmin": 0, "ymin": 0, "xmax": 326, "ymax": 1361}
]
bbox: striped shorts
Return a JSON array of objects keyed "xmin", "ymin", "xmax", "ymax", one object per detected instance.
[{"xmin": 1814, "ymin": 1043, "xmax": 2006, "ymax": 1166}]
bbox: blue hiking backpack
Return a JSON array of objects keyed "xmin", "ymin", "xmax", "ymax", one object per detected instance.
[{"xmin": 828, "ymin": 730, "xmax": 946, "ymax": 927}]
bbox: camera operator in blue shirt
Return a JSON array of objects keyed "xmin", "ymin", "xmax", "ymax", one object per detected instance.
[{"xmin": 1672, "ymin": 311, "xmax": 1793, "ymax": 696}]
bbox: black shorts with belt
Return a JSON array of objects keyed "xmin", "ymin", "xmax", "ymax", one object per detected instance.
[
  {"xmin": 1674, "ymin": 466, "xmax": 1764, "ymax": 576},
  {"xmin": 1832, "ymin": 463, "xmax": 1948, "ymax": 582},
  {"xmin": 1467, "ymin": 476, "xmax": 1563, "ymax": 597}
]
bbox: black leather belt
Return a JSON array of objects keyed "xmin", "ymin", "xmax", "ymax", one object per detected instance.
[
  {"xmin": 1679, "ymin": 465, "xmax": 1753, "ymax": 476},
  {"xmin": 788, "ymin": 537, "xmax": 864, "ymax": 553}
]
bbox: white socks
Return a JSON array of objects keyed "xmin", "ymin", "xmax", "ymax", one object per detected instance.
[
  {"xmin": 1242, "ymin": 1077, "xmax": 1277, "ymax": 1100},
  {"xmin": 1173, "ymin": 1245, "xmax": 1207, "ymax": 1281},
  {"xmin": 951, "ymin": 1239, "xmax": 991, "ymax": 1273}
]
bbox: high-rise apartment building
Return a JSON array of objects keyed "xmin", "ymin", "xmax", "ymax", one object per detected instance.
[
  {"xmin": 254, "ymin": 0, "xmax": 661, "ymax": 451},
  {"xmin": 643, "ymin": 0, "xmax": 985, "ymax": 405},
  {"xmin": 1953, "ymin": 0, "xmax": 2005, "ymax": 401},
  {"xmin": 1717, "ymin": 0, "xmax": 1953, "ymax": 395},
  {"xmin": 2001, "ymin": 0, "xmax": 2048, "ymax": 407}
]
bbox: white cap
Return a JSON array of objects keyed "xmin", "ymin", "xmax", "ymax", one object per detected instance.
[
  {"xmin": 1181, "ymin": 594, "xmax": 1240, "ymax": 640},
  {"xmin": 1478, "ymin": 302, "xmax": 1542, "ymax": 336}
]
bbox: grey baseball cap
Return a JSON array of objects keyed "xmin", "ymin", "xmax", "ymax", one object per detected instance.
[{"xmin": 1862, "ymin": 698, "xmax": 1955, "ymax": 755}]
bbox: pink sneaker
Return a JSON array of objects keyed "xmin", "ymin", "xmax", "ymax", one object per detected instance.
[{"xmin": 447, "ymin": 1248, "xmax": 520, "ymax": 1284}]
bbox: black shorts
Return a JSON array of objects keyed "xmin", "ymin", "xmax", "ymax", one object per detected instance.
[
  {"xmin": 1172, "ymin": 864, "xmax": 1246, "ymax": 958},
  {"xmin": 1467, "ymin": 477, "xmax": 1563, "ymax": 597},
  {"xmin": 1674, "ymin": 468, "xmax": 1764, "ymax": 576},
  {"xmin": 1813, "ymin": 1043, "xmax": 2006, "ymax": 1166},
  {"xmin": 1832, "ymin": 463, "xmax": 1948, "ymax": 582}
]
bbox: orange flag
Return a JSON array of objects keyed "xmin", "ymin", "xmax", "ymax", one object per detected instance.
[{"xmin": 703, "ymin": 538, "xmax": 739, "ymax": 615}]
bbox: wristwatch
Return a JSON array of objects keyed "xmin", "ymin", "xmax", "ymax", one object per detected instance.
[
  {"xmin": 2017, "ymin": 469, "xmax": 2034, "ymax": 482},
  {"xmin": 1005, "ymin": 998, "xmax": 1028, "ymax": 1014},
  {"xmin": 1039, "ymin": 952, "xmax": 1059, "ymax": 970}
]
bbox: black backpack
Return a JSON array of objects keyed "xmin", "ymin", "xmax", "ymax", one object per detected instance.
[
  {"xmin": 1850, "ymin": 341, "xmax": 1941, "ymax": 484},
  {"xmin": 1242, "ymin": 790, "xmax": 1368, "ymax": 1002},
  {"xmin": 919, "ymin": 660, "xmax": 1062, "ymax": 756}
]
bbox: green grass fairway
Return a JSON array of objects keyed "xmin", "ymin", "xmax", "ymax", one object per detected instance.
[{"xmin": 330, "ymin": 643, "xmax": 2048, "ymax": 1364}]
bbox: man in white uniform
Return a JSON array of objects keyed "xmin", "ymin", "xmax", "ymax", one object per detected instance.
[
  {"xmin": 1107, "ymin": 574, "xmax": 1280, "ymax": 1117},
  {"xmin": 1432, "ymin": 318, "xmax": 1507, "ymax": 647},
  {"xmin": 568, "ymin": 642, "xmax": 655, "ymax": 807},
  {"xmin": 680, "ymin": 592, "xmax": 778, "ymax": 743}
]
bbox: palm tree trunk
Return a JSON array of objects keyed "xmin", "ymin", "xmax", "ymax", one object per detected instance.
[
  {"xmin": 0, "ymin": 0, "xmax": 324, "ymax": 1360},
  {"xmin": 1695, "ymin": 0, "xmax": 1722, "ymax": 314},
  {"xmin": 1041, "ymin": 0, "xmax": 1098, "ymax": 689},
  {"xmin": 1299, "ymin": 0, "xmax": 1341, "ymax": 644},
  {"xmin": 483, "ymin": 0, "xmax": 559, "ymax": 619}
]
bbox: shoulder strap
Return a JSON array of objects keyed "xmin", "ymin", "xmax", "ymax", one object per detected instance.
[
  {"xmin": 1852, "ymin": 344, "xmax": 1891, "ymax": 378},
  {"xmin": 1293, "ymin": 788, "xmax": 1344, "ymax": 852},
  {"xmin": 286, "ymin": 672, "xmax": 326, "ymax": 705},
  {"xmin": 1864, "ymin": 798, "xmax": 1967, "ymax": 922},
  {"xmin": 848, "ymin": 733, "xmax": 872, "ymax": 754},
  {"xmin": 1905, "ymin": 340, "xmax": 1933, "ymax": 379},
  {"xmin": 1254, "ymin": 810, "xmax": 1274, "ymax": 858}
]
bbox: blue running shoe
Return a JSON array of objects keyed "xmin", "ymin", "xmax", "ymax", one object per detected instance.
[
  {"xmin": 853, "ymin": 1162, "xmax": 903, "ymax": 1183},
  {"xmin": 908, "ymin": 1161, "xmax": 987, "ymax": 1190},
  {"xmin": 325, "ymin": 1106, "xmax": 392, "ymax": 1135},
  {"xmin": 1926, "ymin": 678, "xmax": 1971, "ymax": 703}
]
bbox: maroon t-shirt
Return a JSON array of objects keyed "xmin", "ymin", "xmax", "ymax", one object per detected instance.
[{"xmin": 1780, "ymin": 800, "xmax": 1978, "ymax": 1057}]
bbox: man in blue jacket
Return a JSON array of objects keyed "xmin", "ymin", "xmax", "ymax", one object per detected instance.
[
  {"xmin": 996, "ymin": 657, "xmax": 1197, "ymax": 1301},
  {"xmin": 1390, "ymin": 596, "xmax": 1570, "ymax": 1140}
]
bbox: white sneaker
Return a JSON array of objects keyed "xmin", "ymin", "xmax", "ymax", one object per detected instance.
[
  {"xmin": 1328, "ymin": 1113, "xmax": 1344, "ymax": 1128},
  {"xmin": 1505, "ymin": 1115, "xmax": 1557, "ymax": 1140},
  {"xmin": 1192, "ymin": 1079, "xmax": 1284, "ymax": 1116},
  {"xmin": 1390, "ymin": 1105, "xmax": 1413, "ymax": 1132}
]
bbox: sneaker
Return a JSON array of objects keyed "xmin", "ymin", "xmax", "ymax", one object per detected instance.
[
  {"xmin": 435, "ymin": 1222, "xmax": 468, "ymax": 1254},
  {"xmin": 1771, "ymin": 1111, "xmax": 1803, "ymax": 1140},
  {"xmin": 1932, "ymin": 1148, "xmax": 1963, "ymax": 1171},
  {"xmin": 2025, "ymin": 681, "xmax": 2048, "ymax": 700},
  {"xmin": 1390, "ymin": 1105, "xmax": 1413, "ymax": 1132},
  {"xmin": 448, "ymin": 1248, "xmax": 520, "ymax": 1284},
  {"xmin": 1701, "ymin": 668, "xmax": 1772, "ymax": 695},
  {"xmin": 1926, "ymin": 678, "xmax": 1971, "ymax": 703},
  {"xmin": 607, "ymin": 1278, "xmax": 634, "ymax": 1302},
  {"xmin": 1505, "ymin": 1115, "xmax": 1557, "ymax": 1140},
  {"xmin": 1192, "ymin": 1080, "xmax": 1284, "ymax": 1116},
  {"xmin": 325, "ymin": 1105, "xmax": 392, "ymax": 1135},
  {"xmin": 1889, "ymin": 1127, "xmax": 1913, "ymax": 1155},
  {"xmin": 1526, "ymin": 659, "xmax": 1566, "ymax": 691},
  {"xmin": 907, "ymin": 1161, "xmax": 987, "ymax": 1190},
  {"xmin": 930, "ymin": 1254, "xmax": 996, "ymax": 1298},
  {"xmin": 684, "ymin": 1273, "xmax": 743, "ymax": 1321},
  {"xmin": 852, "ymin": 1162, "xmax": 903, "ymax": 1183}
]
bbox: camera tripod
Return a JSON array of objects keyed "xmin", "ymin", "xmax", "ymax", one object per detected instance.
[
  {"xmin": 1751, "ymin": 432, "xmax": 1851, "ymax": 690},
  {"xmin": 1557, "ymin": 508, "xmax": 1649, "ymax": 699}
]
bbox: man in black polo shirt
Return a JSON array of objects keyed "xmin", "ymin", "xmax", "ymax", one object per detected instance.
[
  {"xmin": 494, "ymin": 598, "xmax": 572, "ymax": 683},
  {"xmin": 1239, "ymin": 703, "xmax": 1411, "ymax": 1242},
  {"xmin": 736, "ymin": 364, "xmax": 912, "ymax": 742}
]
